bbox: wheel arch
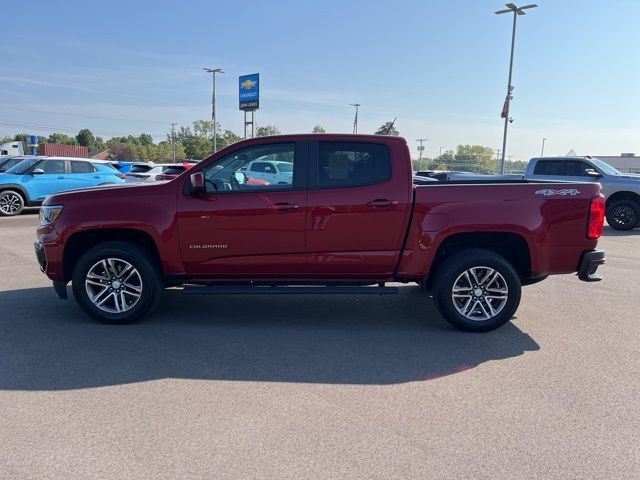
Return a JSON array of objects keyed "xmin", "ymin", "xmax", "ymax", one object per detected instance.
[
  {"xmin": 605, "ymin": 191, "xmax": 640, "ymax": 210},
  {"xmin": 426, "ymin": 231, "xmax": 531, "ymax": 287},
  {"xmin": 0, "ymin": 184, "xmax": 30, "ymax": 203},
  {"xmin": 63, "ymin": 228, "xmax": 162, "ymax": 282}
]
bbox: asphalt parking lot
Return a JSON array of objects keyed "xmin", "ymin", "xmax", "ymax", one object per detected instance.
[{"xmin": 0, "ymin": 213, "xmax": 638, "ymax": 479}]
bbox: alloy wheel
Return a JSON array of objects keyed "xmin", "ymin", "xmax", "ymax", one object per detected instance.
[
  {"xmin": 0, "ymin": 192, "xmax": 22, "ymax": 215},
  {"xmin": 451, "ymin": 266, "xmax": 509, "ymax": 321},
  {"xmin": 85, "ymin": 258, "xmax": 143, "ymax": 313}
]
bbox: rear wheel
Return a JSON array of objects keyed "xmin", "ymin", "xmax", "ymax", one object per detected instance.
[
  {"xmin": 606, "ymin": 199, "xmax": 640, "ymax": 230},
  {"xmin": 72, "ymin": 241, "xmax": 162, "ymax": 324},
  {"xmin": 0, "ymin": 190, "xmax": 24, "ymax": 216},
  {"xmin": 433, "ymin": 249, "xmax": 521, "ymax": 332}
]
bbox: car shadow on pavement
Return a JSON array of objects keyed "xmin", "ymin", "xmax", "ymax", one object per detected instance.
[{"xmin": 0, "ymin": 286, "xmax": 539, "ymax": 390}]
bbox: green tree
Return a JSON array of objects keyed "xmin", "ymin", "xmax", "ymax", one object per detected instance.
[
  {"xmin": 47, "ymin": 132, "xmax": 78, "ymax": 145},
  {"xmin": 455, "ymin": 145, "xmax": 497, "ymax": 173},
  {"xmin": 374, "ymin": 121, "xmax": 399, "ymax": 136},
  {"xmin": 218, "ymin": 130, "xmax": 241, "ymax": 150},
  {"xmin": 138, "ymin": 133, "xmax": 154, "ymax": 146},
  {"xmin": 76, "ymin": 129, "xmax": 96, "ymax": 149},
  {"xmin": 312, "ymin": 125, "xmax": 326, "ymax": 133},
  {"xmin": 256, "ymin": 125, "xmax": 281, "ymax": 137}
]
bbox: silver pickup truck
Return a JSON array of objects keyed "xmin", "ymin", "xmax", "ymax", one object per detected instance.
[{"xmin": 525, "ymin": 157, "xmax": 640, "ymax": 230}]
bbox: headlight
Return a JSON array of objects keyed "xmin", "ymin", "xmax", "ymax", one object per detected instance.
[{"xmin": 39, "ymin": 205, "xmax": 63, "ymax": 226}]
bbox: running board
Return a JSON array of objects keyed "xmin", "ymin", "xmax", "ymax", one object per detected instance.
[{"xmin": 182, "ymin": 285, "xmax": 399, "ymax": 295}]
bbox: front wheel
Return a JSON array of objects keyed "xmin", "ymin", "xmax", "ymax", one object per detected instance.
[
  {"xmin": 433, "ymin": 249, "xmax": 521, "ymax": 332},
  {"xmin": 0, "ymin": 190, "xmax": 24, "ymax": 216},
  {"xmin": 606, "ymin": 200, "xmax": 640, "ymax": 231},
  {"xmin": 72, "ymin": 241, "xmax": 162, "ymax": 324}
]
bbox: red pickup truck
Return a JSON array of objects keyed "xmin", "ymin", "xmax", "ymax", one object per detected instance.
[{"xmin": 35, "ymin": 134, "xmax": 605, "ymax": 332}]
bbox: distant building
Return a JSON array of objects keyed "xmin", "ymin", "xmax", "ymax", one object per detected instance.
[
  {"xmin": 593, "ymin": 153, "xmax": 640, "ymax": 173},
  {"xmin": 38, "ymin": 143, "xmax": 89, "ymax": 158},
  {"xmin": 90, "ymin": 148, "xmax": 117, "ymax": 160}
]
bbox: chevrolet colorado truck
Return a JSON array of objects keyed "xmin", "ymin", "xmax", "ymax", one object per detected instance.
[{"xmin": 35, "ymin": 134, "xmax": 606, "ymax": 332}]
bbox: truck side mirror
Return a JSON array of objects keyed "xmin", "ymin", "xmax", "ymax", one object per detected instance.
[
  {"xmin": 585, "ymin": 168, "xmax": 602, "ymax": 178},
  {"xmin": 189, "ymin": 172, "xmax": 205, "ymax": 195}
]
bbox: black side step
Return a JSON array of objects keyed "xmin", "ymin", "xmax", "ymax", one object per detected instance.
[{"xmin": 182, "ymin": 285, "xmax": 399, "ymax": 295}]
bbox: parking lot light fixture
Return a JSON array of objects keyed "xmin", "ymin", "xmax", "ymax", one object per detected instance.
[
  {"xmin": 203, "ymin": 67, "xmax": 224, "ymax": 153},
  {"xmin": 495, "ymin": 3, "xmax": 538, "ymax": 174}
]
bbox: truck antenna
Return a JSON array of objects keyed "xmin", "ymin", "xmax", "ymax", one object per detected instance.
[{"xmin": 384, "ymin": 116, "xmax": 398, "ymax": 135}]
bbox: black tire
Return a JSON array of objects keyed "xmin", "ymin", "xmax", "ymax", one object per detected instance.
[
  {"xmin": 606, "ymin": 199, "xmax": 640, "ymax": 231},
  {"xmin": 71, "ymin": 241, "xmax": 162, "ymax": 324},
  {"xmin": 432, "ymin": 249, "xmax": 521, "ymax": 332},
  {"xmin": 0, "ymin": 190, "xmax": 25, "ymax": 216}
]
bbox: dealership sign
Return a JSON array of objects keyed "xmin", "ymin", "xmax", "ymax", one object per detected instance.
[{"xmin": 239, "ymin": 73, "xmax": 259, "ymax": 111}]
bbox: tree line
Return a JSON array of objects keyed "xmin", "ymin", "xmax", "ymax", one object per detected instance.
[{"xmin": 2, "ymin": 120, "xmax": 526, "ymax": 172}]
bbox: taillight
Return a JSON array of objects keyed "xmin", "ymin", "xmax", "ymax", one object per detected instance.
[{"xmin": 587, "ymin": 194, "xmax": 605, "ymax": 239}]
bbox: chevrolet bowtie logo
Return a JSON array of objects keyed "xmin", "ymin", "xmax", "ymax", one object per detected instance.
[{"xmin": 240, "ymin": 79, "xmax": 256, "ymax": 90}]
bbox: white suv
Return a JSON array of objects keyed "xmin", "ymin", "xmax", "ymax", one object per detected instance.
[{"xmin": 241, "ymin": 160, "xmax": 293, "ymax": 185}]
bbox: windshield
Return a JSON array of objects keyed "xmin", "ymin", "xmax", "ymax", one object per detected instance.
[
  {"xmin": 4, "ymin": 158, "xmax": 41, "ymax": 174},
  {"xmin": 592, "ymin": 158, "xmax": 622, "ymax": 175}
]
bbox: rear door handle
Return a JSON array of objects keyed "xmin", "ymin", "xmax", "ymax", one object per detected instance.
[
  {"xmin": 93, "ymin": 176, "xmax": 101, "ymax": 179},
  {"xmin": 269, "ymin": 202, "xmax": 299, "ymax": 211},
  {"xmin": 56, "ymin": 176, "xmax": 65, "ymax": 179},
  {"xmin": 367, "ymin": 199, "xmax": 398, "ymax": 208}
]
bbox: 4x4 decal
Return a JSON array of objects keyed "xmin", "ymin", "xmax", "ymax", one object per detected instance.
[{"xmin": 535, "ymin": 188, "xmax": 580, "ymax": 196}]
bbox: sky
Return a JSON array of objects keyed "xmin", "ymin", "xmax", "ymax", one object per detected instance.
[{"xmin": 0, "ymin": 0, "xmax": 638, "ymax": 161}]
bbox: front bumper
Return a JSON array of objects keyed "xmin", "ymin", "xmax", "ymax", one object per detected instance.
[
  {"xmin": 578, "ymin": 250, "xmax": 605, "ymax": 282},
  {"xmin": 35, "ymin": 240, "xmax": 68, "ymax": 298},
  {"xmin": 34, "ymin": 241, "xmax": 46, "ymax": 272}
]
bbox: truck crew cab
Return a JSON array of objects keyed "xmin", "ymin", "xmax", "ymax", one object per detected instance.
[{"xmin": 35, "ymin": 134, "xmax": 605, "ymax": 332}]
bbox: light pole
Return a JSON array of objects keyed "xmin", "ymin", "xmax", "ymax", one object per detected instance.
[
  {"xmin": 541, "ymin": 137, "xmax": 547, "ymax": 157},
  {"xmin": 170, "ymin": 123, "xmax": 177, "ymax": 162},
  {"xmin": 350, "ymin": 103, "xmax": 360, "ymax": 134},
  {"xmin": 417, "ymin": 138, "xmax": 427, "ymax": 170},
  {"xmin": 439, "ymin": 146, "xmax": 444, "ymax": 156},
  {"xmin": 495, "ymin": 3, "xmax": 537, "ymax": 174},
  {"xmin": 203, "ymin": 67, "xmax": 224, "ymax": 153}
]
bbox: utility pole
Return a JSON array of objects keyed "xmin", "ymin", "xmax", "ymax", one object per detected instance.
[
  {"xmin": 495, "ymin": 149, "xmax": 501, "ymax": 161},
  {"xmin": 416, "ymin": 138, "xmax": 427, "ymax": 170},
  {"xmin": 495, "ymin": 3, "xmax": 538, "ymax": 174},
  {"xmin": 170, "ymin": 123, "xmax": 177, "ymax": 163},
  {"xmin": 203, "ymin": 67, "xmax": 224, "ymax": 153},
  {"xmin": 541, "ymin": 137, "xmax": 547, "ymax": 157},
  {"xmin": 439, "ymin": 146, "xmax": 444, "ymax": 156},
  {"xmin": 350, "ymin": 103, "xmax": 360, "ymax": 134}
]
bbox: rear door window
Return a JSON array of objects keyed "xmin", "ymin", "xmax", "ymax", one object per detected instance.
[
  {"xmin": 317, "ymin": 142, "xmax": 391, "ymax": 188},
  {"xmin": 70, "ymin": 161, "xmax": 97, "ymax": 173},
  {"xmin": 533, "ymin": 160, "xmax": 563, "ymax": 175}
]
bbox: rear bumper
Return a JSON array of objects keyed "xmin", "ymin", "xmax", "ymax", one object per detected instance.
[{"xmin": 578, "ymin": 250, "xmax": 605, "ymax": 282}]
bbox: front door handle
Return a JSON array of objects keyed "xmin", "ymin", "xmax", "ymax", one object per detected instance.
[
  {"xmin": 93, "ymin": 176, "xmax": 101, "ymax": 179},
  {"xmin": 57, "ymin": 176, "xmax": 65, "ymax": 179},
  {"xmin": 367, "ymin": 199, "xmax": 398, "ymax": 208},
  {"xmin": 269, "ymin": 202, "xmax": 299, "ymax": 211}
]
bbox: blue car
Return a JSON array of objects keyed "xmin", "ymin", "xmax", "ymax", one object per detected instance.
[{"xmin": 0, "ymin": 156, "xmax": 125, "ymax": 216}]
